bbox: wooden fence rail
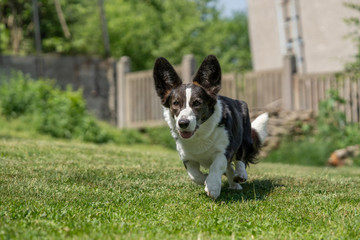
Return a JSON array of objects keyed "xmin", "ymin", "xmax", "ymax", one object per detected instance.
[{"xmin": 117, "ymin": 55, "xmax": 360, "ymax": 128}]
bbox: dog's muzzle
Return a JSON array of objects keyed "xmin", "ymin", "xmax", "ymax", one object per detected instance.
[
  {"xmin": 178, "ymin": 118, "xmax": 194, "ymax": 139},
  {"xmin": 176, "ymin": 108, "xmax": 197, "ymax": 139}
]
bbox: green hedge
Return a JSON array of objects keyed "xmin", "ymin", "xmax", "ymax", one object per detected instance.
[{"xmin": 0, "ymin": 71, "xmax": 148, "ymax": 144}]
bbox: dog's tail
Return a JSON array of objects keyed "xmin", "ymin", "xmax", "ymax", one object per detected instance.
[
  {"xmin": 251, "ymin": 112, "xmax": 269, "ymax": 150},
  {"xmin": 240, "ymin": 112, "xmax": 269, "ymax": 166}
]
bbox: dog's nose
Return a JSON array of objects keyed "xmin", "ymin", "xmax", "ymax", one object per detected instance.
[{"xmin": 178, "ymin": 119, "xmax": 190, "ymax": 129}]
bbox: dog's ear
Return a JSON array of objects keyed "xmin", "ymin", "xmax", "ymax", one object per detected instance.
[
  {"xmin": 153, "ymin": 57, "xmax": 182, "ymax": 107},
  {"xmin": 193, "ymin": 55, "xmax": 221, "ymax": 97}
]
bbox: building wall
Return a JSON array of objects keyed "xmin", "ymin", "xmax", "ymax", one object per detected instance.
[
  {"xmin": 248, "ymin": 0, "xmax": 358, "ymax": 73},
  {"xmin": 248, "ymin": 0, "xmax": 283, "ymax": 71},
  {"xmin": 300, "ymin": 0, "xmax": 357, "ymax": 73}
]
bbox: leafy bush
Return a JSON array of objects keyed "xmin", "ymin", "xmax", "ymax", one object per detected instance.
[
  {"xmin": 0, "ymin": 72, "xmax": 38, "ymax": 117},
  {"xmin": 315, "ymin": 89, "xmax": 360, "ymax": 149},
  {"xmin": 0, "ymin": 72, "xmax": 112, "ymax": 143},
  {"xmin": 34, "ymin": 86, "xmax": 111, "ymax": 143},
  {"xmin": 317, "ymin": 90, "xmax": 346, "ymax": 135}
]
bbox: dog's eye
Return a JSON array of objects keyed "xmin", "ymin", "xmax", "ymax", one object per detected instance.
[
  {"xmin": 173, "ymin": 101, "xmax": 179, "ymax": 106},
  {"xmin": 192, "ymin": 100, "xmax": 202, "ymax": 107}
]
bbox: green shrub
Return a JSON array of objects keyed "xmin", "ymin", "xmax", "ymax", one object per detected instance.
[
  {"xmin": 35, "ymin": 86, "xmax": 110, "ymax": 143},
  {"xmin": 264, "ymin": 89, "xmax": 360, "ymax": 166},
  {"xmin": 0, "ymin": 71, "xmax": 163, "ymax": 145},
  {"xmin": 0, "ymin": 71, "xmax": 38, "ymax": 117},
  {"xmin": 317, "ymin": 90, "xmax": 346, "ymax": 135},
  {"xmin": 316, "ymin": 89, "xmax": 360, "ymax": 148},
  {"xmin": 0, "ymin": 71, "xmax": 111, "ymax": 143}
]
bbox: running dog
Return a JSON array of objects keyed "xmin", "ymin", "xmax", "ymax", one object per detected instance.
[{"xmin": 153, "ymin": 55, "xmax": 268, "ymax": 199}]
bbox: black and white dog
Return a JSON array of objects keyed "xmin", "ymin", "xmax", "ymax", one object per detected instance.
[{"xmin": 153, "ymin": 55, "xmax": 268, "ymax": 199}]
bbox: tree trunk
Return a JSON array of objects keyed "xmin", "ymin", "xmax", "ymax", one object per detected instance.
[
  {"xmin": 9, "ymin": 8, "xmax": 23, "ymax": 54},
  {"xmin": 54, "ymin": 0, "xmax": 71, "ymax": 39}
]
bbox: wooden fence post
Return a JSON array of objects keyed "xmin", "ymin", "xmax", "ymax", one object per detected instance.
[
  {"xmin": 181, "ymin": 54, "xmax": 196, "ymax": 84},
  {"xmin": 106, "ymin": 58, "xmax": 117, "ymax": 125},
  {"xmin": 116, "ymin": 56, "xmax": 131, "ymax": 128},
  {"xmin": 282, "ymin": 54, "xmax": 296, "ymax": 110}
]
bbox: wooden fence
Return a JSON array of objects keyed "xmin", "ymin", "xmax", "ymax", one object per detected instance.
[
  {"xmin": 294, "ymin": 73, "xmax": 360, "ymax": 122},
  {"xmin": 116, "ymin": 55, "xmax": 360, "ymax": 128}
]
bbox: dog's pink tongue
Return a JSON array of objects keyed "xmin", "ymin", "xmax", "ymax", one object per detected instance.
[{"xmin": 180, "ymin": 131, "xmax": 193, "ymax": 139}]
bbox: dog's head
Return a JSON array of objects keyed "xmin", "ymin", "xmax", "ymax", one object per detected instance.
[{"xmin": 153, "ymin": 55, "xmax": 221, "ymax": 139}]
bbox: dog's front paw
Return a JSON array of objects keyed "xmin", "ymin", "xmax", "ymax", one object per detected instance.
[
  {"xmin": 204, "ymin": 180, "xmax": 221, "ymax": 199},
  {"xmin": 234, "ymin": 161, "xmax": 248, "ymax": 183},
  {"xmin": 233, "ymin": 175, "xmax": 247, "ymax": 183},
  {"xmin": 233, "ymin": 169, "xmax": 248, "ymax": 183},
  {"xmin": 229, "ymin": 182, "xmax": 243, "ymax": 190}
]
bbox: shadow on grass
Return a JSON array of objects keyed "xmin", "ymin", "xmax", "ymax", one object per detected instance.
[{"xmin": 216, "ymin": 179, "xmax": 283, "ymax": 202}]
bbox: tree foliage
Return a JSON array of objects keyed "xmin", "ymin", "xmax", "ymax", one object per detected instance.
[
  {"xmin": 344, "ymin": 2, "xmax": 360, "ymax": 74},
  {"xmin": 0, "ymin": 0, "xmax": 251, "ymax": 72}
]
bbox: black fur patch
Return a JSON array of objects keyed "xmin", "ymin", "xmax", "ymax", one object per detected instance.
[{"xmin": 218, "ymin": 96, "xmax": 259, "ymax": 166}]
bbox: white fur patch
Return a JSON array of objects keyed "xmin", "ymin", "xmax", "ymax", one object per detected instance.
[
  {"xmin": 251, "ymin": 112, "xmax": 269, "ymax": 144},
  {"xmin": 164, "ymin": 99, "xmax": 228, "ymax": 161},
  {"xmin": 175, "ymin": 87, "xmax": 196, "ymax": 132}
]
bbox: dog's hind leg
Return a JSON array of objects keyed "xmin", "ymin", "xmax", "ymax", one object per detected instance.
[
  {"xmin": 226, "ymin": 163, "xmax": 243, "ymax": 190},
  {"xmin": 233, "ymin": 160, "xmax": 248, "ymax": 183},
  {"xmin": 184, "ymin": 160, "xmax": 207, "ymax": 186}
]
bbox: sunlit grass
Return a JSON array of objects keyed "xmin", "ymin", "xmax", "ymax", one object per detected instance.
[{"xmin": 1, "ymin": 136, "xmax": 359, "ymax": 239}]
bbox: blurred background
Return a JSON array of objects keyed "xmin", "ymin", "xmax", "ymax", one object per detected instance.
[
  {"xmin": 0, "ymin": 0, "xmax": 251, "ymax": 71},
  {"xmin": 0, "ymin": 0, "xmax": 359, "ymax": 166}
]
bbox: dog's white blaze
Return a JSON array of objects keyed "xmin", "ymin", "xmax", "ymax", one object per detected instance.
[
  {"xmin": 186, "ymin": 87, "xmax": 191, "ymax": 108},
  {"xmin": 175, "ymin": 87, "xmax": 197, "ymax": 132}
]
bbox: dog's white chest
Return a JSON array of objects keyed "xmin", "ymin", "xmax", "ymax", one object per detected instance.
[{"xmin": 176, "ymin": 126, "xmax": 229, "ymax": 168}]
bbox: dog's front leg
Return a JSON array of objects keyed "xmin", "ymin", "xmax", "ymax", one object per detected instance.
[
  {"xmin": 184, "ymin": 160, "xmax": 207, "ymax": 185},
  {"xmin": 205, "ymin": 153, "xmax": 227, "ymax": 199}
]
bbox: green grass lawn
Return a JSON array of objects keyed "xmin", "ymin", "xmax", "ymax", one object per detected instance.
[{"xmin": 1, "ymin": 136, "xmax": 360, "ymax": 239}]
